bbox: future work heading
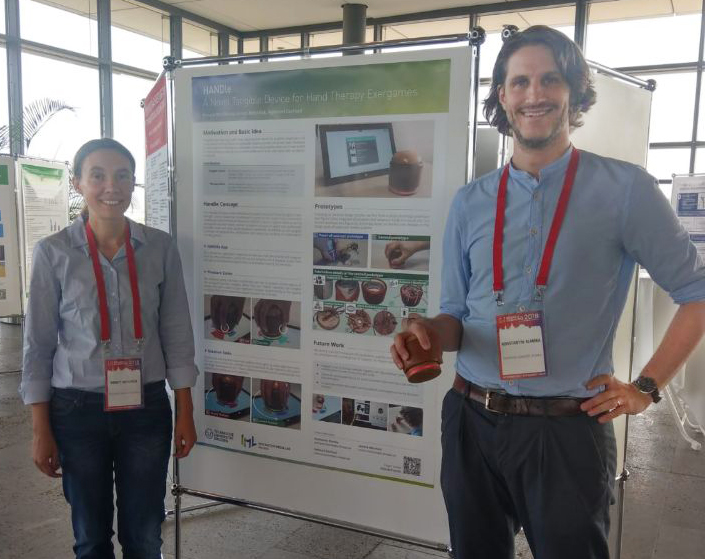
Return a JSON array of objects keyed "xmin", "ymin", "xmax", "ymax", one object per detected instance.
[{"xmin": 191, "ymin": 59, "xmax": 451, "ymax": 122}]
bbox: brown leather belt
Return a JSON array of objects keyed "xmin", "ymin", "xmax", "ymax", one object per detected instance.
[{"xmin": 452, "ymin": 374, "xmax": 588, "ymax": 417}]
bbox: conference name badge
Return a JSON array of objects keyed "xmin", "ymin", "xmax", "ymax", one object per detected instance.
[
  {"xmin": 104, "ymin": 357, "xmax": 144, "ymax": 411},
  {"xmin": 496, "ymin": 311, "xmax": 547, "ymax": 379}
]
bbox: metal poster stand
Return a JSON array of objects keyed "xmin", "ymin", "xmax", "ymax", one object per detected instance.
[{"xmin": 162, "ymin": 30, "xmax": 485, "ymax": 558}]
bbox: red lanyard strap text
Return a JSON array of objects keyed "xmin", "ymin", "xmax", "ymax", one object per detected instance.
[
  {"xmin": 492, "ymin": 148, "xmax": 581, "ymax": 306},
  {"xmin": 85, "ymin": 220, "xmax": 143, "ymax": 344}
]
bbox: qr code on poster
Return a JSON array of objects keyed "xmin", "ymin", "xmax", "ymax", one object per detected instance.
[{"xmin": 403, "ymin": 456, "xmax": 421, "ymax": 476}]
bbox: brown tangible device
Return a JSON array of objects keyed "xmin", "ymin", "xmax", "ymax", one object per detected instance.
[
  {"xmin": 402, "ymin": 335, "xmax": 442, "ymax": 383},
  {"xmin": 260, "ymin": 379, "xmax": 291, "ymax": 412},
  {"xmin": 389, "ymin": 150, "xmax": 423, "ymax": 196},
  {"xmin": 212, "ymin": 373, "xmax": 244, "ymax": 406}
]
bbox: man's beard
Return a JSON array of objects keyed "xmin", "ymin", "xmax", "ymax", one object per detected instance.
[{"xmin": 508, "ymin": 105, "xmax": 568, "ymax": 150}]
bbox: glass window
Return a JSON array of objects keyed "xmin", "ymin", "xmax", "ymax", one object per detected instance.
[
  {"xmin": 647, "ymin": 148, "xmax": 691, "ymax": 181},
  {"xmin": 182, "ymin": 20, "xmax": 218, "ymax": 58},
  {"xmin": 0, "ymin": 47, "xmax": 7, "ymax": 148},
  {"xmin": 112, "ymin": 1, "xmax": 169, "ymax": 73},
  {"xmin": 19, "ymin": 0, "xmax": 98, "ymax": 56},
  {"xmin": 309, "ymin": 30, "xmax": 342, "ymax": 48},
  {"xmin": 699, "ymin": 83, "xmax": 705, "ymax": 141},
  {"xmin": 242, "ymin": 38, "xmax": 260, "ymax": 53},
  {"xmin": 586, "ymin": 5, "xmax": 701, "ymax": 67},
  {"xmin": 269, "ymin": 34, "xmax": 300, "ymax": 51},
  {"xmin": 478, "ymin": 7, "xmax": 575, "ymax": 79},
  {"xmin": 21, "ymin": 52, "xmax": 100, "ymax": 165},
  {"xmin": 637, "ymin": 72, "xmax": 697, "ymax": 143},
  {"xmin": 695, "ymin": 149, "xmax": 705, "ymax": 174},
  {"xmin": 112, "ymin": 72, "xmax": 154, "ymax": 185},
  {"xmin": 229, "ymin": 36, "xmax": 239, "ymax": 56},
  {"xmin": 383, "ymin": 17, "xmax": 470, "ymax": 41},
  {"xmin": 0, "ymin": 0, "xmax": 5, "ymax": 33}
]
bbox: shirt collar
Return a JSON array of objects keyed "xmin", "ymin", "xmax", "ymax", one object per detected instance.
[
  {"xmin": 68, "ymin": 215, "xmax": 146, "ymax": 249},
  {"xmin": 508, "ymin": 144, "xmax": 574, "ymax": 184}
]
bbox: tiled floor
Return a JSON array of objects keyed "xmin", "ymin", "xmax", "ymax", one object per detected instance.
[{"xmin": 1, "ymin": 321, "xmax": 704, "ymax": 558}]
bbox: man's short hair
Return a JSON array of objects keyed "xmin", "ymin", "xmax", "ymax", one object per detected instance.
[{"xmin": 483, "ymin": 25, "xmax": 596, "ymax": 136}]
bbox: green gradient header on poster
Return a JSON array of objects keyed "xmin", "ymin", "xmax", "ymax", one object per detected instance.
[{"xmin": 192, "ymin": 59, "xmax": 451, "ymax": 121}]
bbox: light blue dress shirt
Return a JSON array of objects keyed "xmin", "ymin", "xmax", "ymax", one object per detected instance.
[
  {"xmin": 440, "ymin": 148, "xmax": 705, "ymax": 397},
  {"xmin": 20, "ymin": 217, "xmax": 198, "ymax": 404}
]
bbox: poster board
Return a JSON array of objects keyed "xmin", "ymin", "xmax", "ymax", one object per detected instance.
[
  {"xmin": 174, "ymin": 48, "xmax": 472, "ymax": 545},
  {"xmin": 144, "ymin": 74, "xmax": 172, "ymax": 233},
  {"xmin": 16, "ymin": 157, "xmax": 69, "ymax": 305},
  {"xmin": 0, "ymin": 156, "xmax": 22, "ymax": 316},
  {"xmin": 668, "ymin": 174, "xmax": 705, "ymax": 428}
]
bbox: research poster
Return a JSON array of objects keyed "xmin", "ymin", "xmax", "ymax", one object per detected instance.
[
  {"xmin": 0, "ymin": 157, "xmax": 22, "ymax": 316},
  {"xmin": 188, "ymin": 51, "xmax": 470, "ymax": 489},
  {"xmin": 672, "ymin": 174, "xmax": 705, "ymax": 260},
  {"xmin": 144, "ymin": 75, "xmax": 171, "ymax": 233},
  {"xmin": 18, "ymin": 158, "xmax": 69, "ymax": 299}
]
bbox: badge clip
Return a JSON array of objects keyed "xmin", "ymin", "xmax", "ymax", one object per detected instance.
[
  {"xmin": 533, "ymin": 285, "xmax": 546, "ymax": 302},
  {"xmin": 494, "ymin": 290, "xmax": 505, "ymax": 306}
]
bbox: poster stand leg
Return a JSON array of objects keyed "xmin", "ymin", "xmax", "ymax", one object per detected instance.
[
  {"xmin": 169, "ymin": 485, "xmax": 450, "ymax": 555},
  {"xmin": 615, "ymin": 467, "xmax": 630, "ymax": 559}
]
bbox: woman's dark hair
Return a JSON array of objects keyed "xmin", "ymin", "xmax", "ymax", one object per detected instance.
[
  {"xmin": 73, "ymin": 138, "xmax": 136, "ymax": 179},
  {"xmin": 483, "ymin": 25, "xmax": 596, "ymax": 136}
]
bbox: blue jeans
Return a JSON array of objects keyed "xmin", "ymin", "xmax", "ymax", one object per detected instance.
[{"xmin": 51, "ymin": 381, "xmax": 172, "ymax": 559}]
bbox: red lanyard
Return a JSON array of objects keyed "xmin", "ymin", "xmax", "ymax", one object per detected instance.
[
  {"xmin": 85, "ymin": 220, "xmax": 143, "ymax": 344},
  {"xmin": 492, "ymin": 148, "xmax": 581, "ymax": 305}
]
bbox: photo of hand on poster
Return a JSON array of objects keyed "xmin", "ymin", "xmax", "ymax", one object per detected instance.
[
  {"xmin": 314, "ymin": 120, "xmax": 434, "ymax": 198},
  {"xmin": 204, "ymin": 372, "xmax": 251, "ymax": 422},
  {"xmin": 251, "ymin": 378, "xmax": 301, "ymax": 428},
  {"xmin": 388, "ymin": 405, "xmax": 423, "ymax": 437},
  {"xmin": 311, "ymin": 393, "xmax": 342, "ymax": 423},
  {"xmin": 313, "ymin": 233, "xmax": 368, "ymax": 267},
  {"xmin": 370, "ymin": 235, "xmax": 430, "ymax": 271},
  {"xmin": 251, "ymin": 299, "xmax": 301, "ymax": 349},
  {"xmin": 204, "ymin": 295, "xmax": 251, "ymax": 344}
]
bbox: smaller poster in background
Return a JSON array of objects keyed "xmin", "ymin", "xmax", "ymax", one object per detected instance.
[
  {"xmin": 672, "ymin": 174, "xmax": 705, "ymax": 260},
  {"xmin": 144, "ymin": 75, "xmax": 171, "ymax": 233},
  {"xmin": 18, "ymin": 158, "xmax": 69, "ymax": 301},
  {"xmin": 0, "ymin": 157, "xmax": 23, "ymax": 316}
]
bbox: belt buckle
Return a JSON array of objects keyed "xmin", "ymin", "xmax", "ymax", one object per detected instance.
[{"xmin": 484, "ymin": 390, "xmax": 501, "ymax": 413}]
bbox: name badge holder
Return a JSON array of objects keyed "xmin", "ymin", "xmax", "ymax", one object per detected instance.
[
  {"xmin": 492, "ymin": 148, "xmax": 580, "ymax": 380},
  {"xmin": 86, "ymin": 220, "xmax": 145, "ymax": 411}
]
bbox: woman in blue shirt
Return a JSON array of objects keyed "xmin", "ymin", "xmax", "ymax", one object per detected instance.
[{"xmin": 21, "ymin": 138, "xmax": 199, "ymax": 559}]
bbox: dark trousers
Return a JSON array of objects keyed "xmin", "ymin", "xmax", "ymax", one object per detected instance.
[
  {"xmin": 440, "ymin": 388, "xmax": 617, "ymax": 559},
  {"xmin": 50, "ymin": 381, "xmax": 172, "ymax": 559}
]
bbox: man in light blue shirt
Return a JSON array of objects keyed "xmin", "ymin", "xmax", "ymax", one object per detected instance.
[{"xmin": 391, "ymin": 26, "xmax": 705, "ymax": 559}]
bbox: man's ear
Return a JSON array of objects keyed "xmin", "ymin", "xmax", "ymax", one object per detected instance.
[
  {"xmin": 71, "ymin": 176, "xmax": 82, "ymax": 195},
  {"xmin": 498, "ymin": 85, "xmax": 506, "ymax": 109}
]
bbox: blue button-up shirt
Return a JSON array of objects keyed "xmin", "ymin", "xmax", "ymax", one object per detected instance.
[
  {"xmin": 20, "ymin": 217, "xmax": 198, "ymax": 404},
  {"xmin": 441, "ymin": 148, "xmax": 705, "ymax": 397}
]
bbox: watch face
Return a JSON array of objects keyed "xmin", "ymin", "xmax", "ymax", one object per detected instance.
[{"xmin": 634, "ymin": 376, "xmax": 657, "ymax": 393}]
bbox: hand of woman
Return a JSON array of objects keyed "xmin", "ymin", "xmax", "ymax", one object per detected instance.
[
  {"xmin": 33, "ymin": 428, "xmax": 62, "ymax": 478},
  {"xmin": 173, "ymin": 387, "xmax": 197, "ymax": 459},
  {"xmin": 31, "ymin": 403, "xmax": 62, "ymax": 478},
  {"xmin": 174, "ymin": 413, "xmax": 197, "ymax": 458}
]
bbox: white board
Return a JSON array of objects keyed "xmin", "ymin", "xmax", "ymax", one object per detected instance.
[
  {"xmin": 0, "ymin": 156, "xmax": 22, "ymax": 316},
  {"xmin": 173, "ymin": 48, "xmax": 472, "ymax": 545},
  {"xmin": 16, "ymin": 157, "xmax": 70, "ymax": 307}
]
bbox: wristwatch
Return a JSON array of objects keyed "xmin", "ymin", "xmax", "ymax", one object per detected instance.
[{"xmin": 631, "ymin": 375, "xmax": 662, "ymax": 403}]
